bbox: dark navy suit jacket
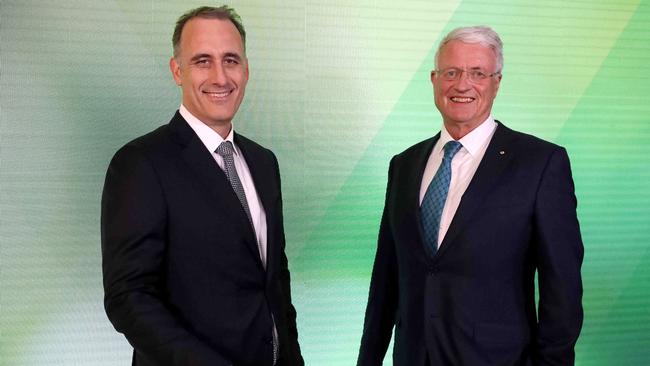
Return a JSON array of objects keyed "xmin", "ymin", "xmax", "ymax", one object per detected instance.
[
  {"xmin": 101, "ymin": 112, "xmax": 303, "ymax": 366},
  {"xmin": 358, "ymin": 122, "xmax": 583, "ymax": 365}
]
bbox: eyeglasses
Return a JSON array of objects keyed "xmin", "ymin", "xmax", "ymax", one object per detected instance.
[{"xmin": 434, "ymin": 67, "xmax": 500, "ymax": 83}]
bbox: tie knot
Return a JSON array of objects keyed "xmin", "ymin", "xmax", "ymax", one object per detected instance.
[
  {"xmin": 216, "ymin": 141, "xmax": 234, "ymax": 157},
  {"xmin": 443, "ymin": 140, "xmax": 462, "ymax": 160}
]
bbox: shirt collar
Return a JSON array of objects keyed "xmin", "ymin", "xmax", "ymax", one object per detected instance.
[
  {"xmin": 436, "ymin": 115, "xmax": 497, "ymax": 157},
  {"xmin": 179, "ymin": 104, "xmax": 238, "ymax": 155}
]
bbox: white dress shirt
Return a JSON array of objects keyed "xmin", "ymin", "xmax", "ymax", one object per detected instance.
[
  {"xmin": 419, "ymin": 116, "xmax": 498, "ymax": 248},
  {"xmin": 180, "ymin": 105, "xmax": 269, "ymax": 266}
]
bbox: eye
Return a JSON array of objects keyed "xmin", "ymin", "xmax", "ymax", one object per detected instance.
[
  {"xmin": 443, "ymin": 69, "xmax": 459, "ymax": 79},
  {"xmin": 194, "ymin": 59, "xmax": 211, "ymax": 68},
  {"xmin": 224, "ymin": 57, "xmax": 240, "ymax": 66},
  {"xmin": 470, "ymin": 70, "xmax": 487, "ymax": 79}
]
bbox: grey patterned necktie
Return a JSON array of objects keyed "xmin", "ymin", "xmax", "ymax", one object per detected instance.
[
  {"xmin": 215, "ymin": 141, "xmax": 278, "ymax": 364},
  {"xmin": 215, "ymin": 141, "xmax": 253, "ymax": 225},
  {"xmin": 420, "ymin": 140, "xmax": 463, "ymax": 254}
]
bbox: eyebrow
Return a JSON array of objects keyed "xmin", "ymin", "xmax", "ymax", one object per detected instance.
[
  {"xmin": 189, "ymin": 52, "xmax": 243, "ymax": 63},
  {"xmin": 444, "ymin": 66, "xmax": 485, "ymax": 70},
  {"xmin": 222, "ymin": 52, "xmax": 243, "ymax": 61},
  {"xmin": 189, "ymin": 53, "xmax": 212, "ymax": 63}
]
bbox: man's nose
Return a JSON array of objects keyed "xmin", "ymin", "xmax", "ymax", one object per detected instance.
[
  {"xmin": 209, "ymin": 63, "xmax": 228, "ymax": 85},
  {"xmin": 453, "ymin": 71, "xmax": 472, "ymax": 90}
]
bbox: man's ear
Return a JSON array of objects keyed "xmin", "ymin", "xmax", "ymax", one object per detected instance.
[
  {"xmin": 170, "ymin": 57, "xmax": 182, "ymax": 86},
  {"xmin": 494, "ymin": 73, "xmax": 502, "ymax": 92}
]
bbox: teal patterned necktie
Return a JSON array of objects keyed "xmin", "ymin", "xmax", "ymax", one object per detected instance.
[{"xmin": 420, "ymin": 140, "xmax": 462, "ymax": 254}]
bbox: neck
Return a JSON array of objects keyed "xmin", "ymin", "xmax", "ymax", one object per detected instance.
[
  {"xmin": 443, "ymin": 119, "xmax": 485, "ymax": 140},
  {"xmin": 208, "ymin": 123, "xmax": 232, "ymax": 140}
]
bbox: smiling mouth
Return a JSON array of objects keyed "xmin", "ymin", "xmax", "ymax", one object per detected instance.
[
  {"xmin": 203, "ymin": 90, "xmax": 232, "ymax": 98},
  {"xmin": 450, "ymin": 97, "xmax": 475, "ymax": 103}
]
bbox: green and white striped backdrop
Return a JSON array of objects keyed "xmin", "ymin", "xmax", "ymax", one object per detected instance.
[{"xmin": 2, "ymin": 1, "xmax": 649, "ymax": 364}]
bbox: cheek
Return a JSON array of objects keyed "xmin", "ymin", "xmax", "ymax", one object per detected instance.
[
  {"xmin": 433, "ymin": 84, "xmax": 447, "ymax": 100},
  {"xmin": 481, "ymin": 83, "xmax": 499, "ymax": 99},
  {"xmin": 479, "ymin": 91, "xmax": 495, "ymax": 105},
  {"xmin": 441, "ymin": 83, "xmax": 457, "ymax": 97},
  {"xmin": 234, "ymin": 71, "xmax": 248, "ymax": 87},
  {"xmin": 185, "ymin": 70, "xmax": 207, "ymax": 86}
]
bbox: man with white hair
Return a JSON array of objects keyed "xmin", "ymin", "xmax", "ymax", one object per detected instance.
[{"xmin": 357, "ymin": 26, "xmax": 583, "ymax": 365}]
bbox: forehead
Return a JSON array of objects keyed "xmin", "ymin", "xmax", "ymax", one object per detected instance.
[
  {"xmin": 438, "ymin": 40, "xmax": 496, "ymax": 69},
  {"xmin": 179, "ymin": 17, "xmax": 244, "ymax": 56}
]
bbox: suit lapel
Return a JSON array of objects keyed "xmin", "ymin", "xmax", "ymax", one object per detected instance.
[
  {"xmin": 407, "ymin": 136, "xmax": 440, "ymax": 258},
  {"xmin": 235, "ymin": 134, "xmax": 274, "ymax": 228},
  {"xmin": 169, "ymin": 114, "xmax": 261, "ymax": 264},
  {"xmin": 436, "ymin": 122, "xmax": 516, "ymax": 259},
  {"xmin": 235, "ymin": 133, "xmax": 276, "ymax": 273}
]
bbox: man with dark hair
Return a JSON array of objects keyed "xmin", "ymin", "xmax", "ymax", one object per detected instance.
[
  {"xmin": 358, "ymin": 26, "xmax": 583, "ymax": 365},
  {"xmin": 102, "ymin": 6, "xmax": 303, "ymax": 366}
]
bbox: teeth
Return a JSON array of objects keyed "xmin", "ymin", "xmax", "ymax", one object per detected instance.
[
  {"xmin": 451, "ymin": 97, "xmax": 474, "ymax": 103},
  {"xmin": 205, "ymin": 91, "xmax": 230, "ymax": 98}
]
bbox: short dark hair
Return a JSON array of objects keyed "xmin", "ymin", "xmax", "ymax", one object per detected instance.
[{"xmin": 172, "ymin": 5, "xmax": 246, "ymax": 58}]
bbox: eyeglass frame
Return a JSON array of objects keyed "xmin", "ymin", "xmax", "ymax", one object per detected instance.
[{"xmin": 432, "ymin": 67, "xmax": 501, "ymax": 83}]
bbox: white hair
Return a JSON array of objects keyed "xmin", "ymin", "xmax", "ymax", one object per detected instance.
[{"xmin": 435, "ymin": 26, "xmax": 503, "ymax": 72}]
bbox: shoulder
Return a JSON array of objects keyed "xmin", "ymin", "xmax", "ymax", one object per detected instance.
[
  {"xmin": 495, "ymin": 122, "xmax": 568, "ymax": 166},
  {"xmin": 497, "ymin": 122, "xmax": 562, "ymax": 152},
  {"xmin": 126, "ymin": 124, "xmax": 170, "ymax": 149},
  {"xmin": 108, "ymin": 121, "xmax": 177, "ymax": 172},
  {"xmin": 392, "ymin": 136, "xmax": 436, "ymax": 166},
  {"xmin": 235, "ymin": 132, "xmax": 277, "ymax": 162},
  {"xmin": 494, "ymin": 122, "xmax": 573, "ymax": 180},
  {"xmin": 235, "ymin": 133, "xmax": 272, "ymax": 152},
  {"xmin": 112, "ymin": 111, "xmax": 195, "ymax": 159}
]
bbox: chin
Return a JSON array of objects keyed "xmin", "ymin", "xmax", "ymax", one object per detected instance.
[{"xmin": 448, "ymin": 114, "xmax": 476, "ymax": 124}]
